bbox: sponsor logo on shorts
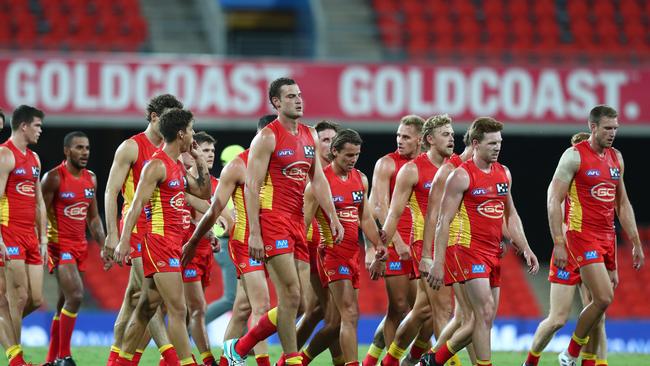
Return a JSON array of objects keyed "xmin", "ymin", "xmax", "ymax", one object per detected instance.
[
  {"xmin": 472, "ymin": 264, "xmax": 486, "ymax": 273},
  {"xmin": 477, "ymin": 200, "xmax": 504, "ymax": 219},
  {"xmin": 277, "ymin": 148, "xmax": 295, "ymax": 157},
  {"xmin": 609, "ymin": 167, "xmax": 620, "ymax": 180},
  {"xmin": 303, "ymin": 146, "xmax": 315, "ymax": 159},
  {"xmin": 60, "ymin": 192, "xmax": 75, "ymax": 199},
  {"xmin": 496, "ymin": 183, "xmax": 509, "ymax": 195},
  {"xmin": 389, "ymin": 261, "xmax": 402, "ymax": 271},
  {"xmin": 32, "ymin": 166, "xmax": 41, "ymax": 178},
  {"xmin": 276, "ymin": 240, "xmax": 289, "ymax": 249},
  {"xmin": 282, "ymin": 161, "xmax": 310, "ymax": 182},
  {"xmin": 6, "ymin": 246, "xmax": 19, "ymax": 256},
  {"xmin": 586, "ymin": 169, "xmax": 600, "ymax": 177},
  {"xmin": 156, "ymin": 260, "xmax": 166, "ymax": 268},
  {"xmin": 249, "ymin": 258, "xmax": 262, "ymax": 266},
  {"xmin": 184, "ymin": 269, "xmax": 197, "ymax": 278},
  {"xmin": 585, "ymin": 250, "xmax": 598, "ymax": 260},
  {"xmin": 16, "ymin": 181, "xmax": 36, "ymax": 197},
  {"xmin": 471, "ymin": 188, "xmax": 487, "ymax": 196},
  {"xmin": 556, "ymin": 269, "xmax": 570, "ymax": 280},
  {"xmin": 332, "ymin": 195, "xmax": 344, "ymax": 203},
  {"xmin": 338, "ymin": 265, "xmax": 350, "ymax": 275},
  {"xmin": 61, "ymin": 252, "xmax": 73, "ymax": 260},
  {"xmin": 352, "ymin": 190, "xmax": 364, "ymax": 203},
  {"xmin": 84, "ymin": 188, "xmax": 95, "ymax": 198},
  {"xmin": 590, "ymin": 183, "xmax": 616, "ymax": 202},
  {"xmin": 169, "ymin": 258, "xmax": 181, "ymax": 267},
  {"xmin": 64, "ymin": 202, "xmax": 89, "ymax": 220},
  {"xmin": 13, "ymin": 168, "xmax": 26, "ymax": 175}
]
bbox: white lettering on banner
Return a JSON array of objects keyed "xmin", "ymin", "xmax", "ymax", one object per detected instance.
[
  {"xmin": 435, "ymin": 68, "xmax": 465, "ymax": 115},
  {"xmin": 198, "ymin": 67, "xmax": 229, "ymax": 111},
  {"xmin": 100, "ymin": 64, "xmax": 130, "ymax": 110},
  {"xmin": 408, "ymin": 69, "xmax": 435, "ymax": 115},
  {"xmin": 599, "ymin": 71, "xmax": 627, "ymax": 110},
  {"xmin": 469, "ymin": 68, "xmax": 499, "ymax": 116},
  {"xmin": 532, "ymin": 70, "xmax": 564, "ymax": 117},
  {"xmin": 375, "ymin": 67, "xmax": 404, "ymax": 116},
  {"xmin": 567, "ymin": 70, "xmax": 597, "ymax": 118},
  {"xmin": 134, "ymin": 65, "xmax": 164, "ymax": 106},
  {"xmin": 41, "ymin": 61, "xmax": 70, "ymax": 109},
  {"xmin": 168, "ymin": 65, "xmax": 197, "ymax": 108},
  {"xmin": 340, "ymin": 66, "xmax": 371, "ymax": 116},
  {"xmin": 75, "ymin": 63, "xmax": 98, "ymax": 109},
  {"xmin": 6, "ymin": 60, "xmax": 37, "ymax": 105},
  {"xmin": 231, "ymin": 64, "xmax": 261, "ymax": 113}
]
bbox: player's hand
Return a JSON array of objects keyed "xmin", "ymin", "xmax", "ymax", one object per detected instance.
[
  {"xmin": 103, "ymin": 232, "xmax": 119, "ymax": 263},
  {"xmin": 330, "ymin": 217, "xmax": 345, "ymax": 244},
  {"xmin": 189, "ymin": 141, "xmax": 201, "ymax": 159},
  {"xmin": 632, "ymin": 245, "xmax": 645, "ymax": 270},
  {"xmin": 365, "ymin": 246, "xmax": 376, "ymax": 270},
  {"xmin": 368, "ymin": 258, "xmax": 385, "ymax": 280},
  {"xmin": 427, "ymin": 260, "xmax": 445, "ymax": 290},
  {"xmin": 100, "ymin": 247, "xmax": 114, "ymax": 271},
  {"xmin": 0, "ymin": 242, "xmax": 9, "ymax": 263},
  {"xmin": 375, "ymin": 245, "xmax": 388, "ymax": 262},
  {"xmin": 113, "ymin": 240, "xmax": 130, "ymax": 266},
  {"xmin": 181, "ymin": 241, "xmax": 198, "ymax": 267},
  {"xmin": 523, "ymin": 248, "xmax": 539, "ymax": 275},
  {"xmin": 499, "ymin": 238, "xmax": 510, "ymax": 258},
  {"xmin": 394, "ymin": 238, "xmax": 411, "ymax": 261},
  {"xmin": 248, "ymin": 233, "xmax": 265, "ymax": 262},
  {"xmin": 608, "ymin": 269, "xmax": 619, "ymax": 289},
  {"xmin": 552, "ymin": 243, "xmax": 568, "ymax": 269},
  {"xmin": 39, "ymin": 241, "xmax": 48, "ymax": 265},
  {"xmin": 378, "ymin": 229, "xmax": 388, "ymax": 245},
  {"xmin": 419, "ymin": 257, "xmax": 434, "ymax": 279}
]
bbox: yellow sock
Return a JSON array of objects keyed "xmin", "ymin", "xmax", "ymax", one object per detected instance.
[
  {"xmin": 580, "ymin": 352, "xmax": 597, "ymax": 361},
  {"xmin": 111, "ymin": 345, "xmax": 121, "ymax": 354},
  {"xmin": 267, "ymin": 307, "xmax": 278, "ymax": 326},
  {"xmin": 446, "ymin": 353, "xmax": 462, "ymax": 366},
  {"xmin": 596, "ymin": 359, "xmax": 608, "ymax": 366},
  {"xmin": 477, "ymin": 360, "xmax": 491, "ymax": 366},
  {"xmin": 286, "ymin": 355, "xmax": 303, "ymax": 365},
  {"xmin": 387, "ymin": 342, "xmax": 406, "ymax": 359},
  {"xmin": 180, "ymin": 357, "xmax": 195, "ymax": 365},
  {"xmin": 119, "ymin": 351, "xmax": 134, "ymax": 361},
  {"xmin": 159, "ymin": 344, "xmax": 174, "ymax": 353},
  {"xmin": 200, "ymin": 351, "xmax": 213, "ymax": 362},
  {"xmin": 255, "ymin": 354, "xmax": 270, "ymax": 359},
  {"xmin": 61, "ymin": 307, "xmax": 78, "ymax": 318},
  {"xmin": 368, "ymin": 343, "xmax": 383, "ymax": 358},
  {"xmin": 5, "ymin": 345, "xmax": 22, "ymax": 360},
  {"xmin": 571, "ymin": 333, "xmax": 590, "ymax": 346},
  {"xmin": 528, "ymin": 349, "xmax": 541, "ymax": 357}
]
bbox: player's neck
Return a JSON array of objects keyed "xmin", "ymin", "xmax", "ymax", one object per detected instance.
[
  {"xmin": 9, "ymin": 133, "xmax": 29, "ymax": 153},
  {"xmin": 278, "ymin": 115, "xmax": 299, "ymax": 134},
  {"xmin": 459, "ymin": 147, "xmax": 473, "ymax": 162},
  {"xmin": 320, "ymin": 157, "xmax": 330, "ymax": 168},
  {"xmin": 473, "ymin": 155, "xmax": 492, "ymax": 172},
  {"xmin": 162, "ymin": 143, "xmax": 182, "ymax": 161},
  {"xmin": 332, "ymin": 162, "xmax": 349, "ymax": 179},
  {"xmin": 64, "ymin": 160, "xmax": 83, "ymax": 177},
  {"xmin": 588, "ymin": 138, "xmax": 606, "ymax": 155},
  {"xmin": 144, "ymin": 125, "xmax": 164, "ymax": 147},
  {"xmin": 426, "ymin": 149, "xmax": 445, "ymax": 167}
]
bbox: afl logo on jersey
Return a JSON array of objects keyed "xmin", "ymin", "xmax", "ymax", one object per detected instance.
[
  {"xmin": 277, "ymin": 149, "xmax": 294, "ymax": 157},
  {"xmin": 477, "ymin": 200, "xmax": 504, "ymax": 219},
  {"xmin": 168, "ymin": 180, "xmax": 181, "ymax": 188},
  {"xmin": 64, "ymin": 202, "xmax": 89, "ymax": 220},
  {"xmin": 591, "ymin": 182, "xmax": 616, "ymax": 202},
  {"xmin": 586, "ymin": 169, "xmax": 600, "ymax": 177},
  {"xmin": 471, "ymin": 188, "xmax": 487, "ymax": 196},
  {"xmin": 16, "ymin": 181, "xmax": 36, "ymax": 197},
  {"xmin": 332, "ymin": 195, "xmax": 344, "ymax": 203},
  {"xmin": 60, "ymin": 192, "xmax": 76, "ymax": 199},
  {"xmin": 13, "ymin": 168, "xmax": 26, "ymax": 175},
  {"xmin": 282, "ymin": 161, "xmax": 310, "ymax": 182}
]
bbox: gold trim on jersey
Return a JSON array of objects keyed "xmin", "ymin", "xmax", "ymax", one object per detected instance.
[
  {"xmin": 568, "ymin": 181, "xmax": 582, "ymax": 232},
  {"xmin": 260, "ymin": 172, "xmax": 273, "ymax": 210},
  {"xmin": 232, "ymin": 185, "xmax": 247, "ymax": 242},
  {"xmin": 150, "ymin": 187, "xmax": 164, "ymax": 236},
  {"xmin": 0, "ymin": 195, "xmax": 9, "ymax": 226},
  {"xmin": 409, "ymin": 192, "xmax": 425, "ymax": 242},
  {"xmin": 47, "ymin": 209, "xmax": 59, "ymax": 244},
  {"xmin": 457, "ymin": 201, "xmax": 471, "ymax": 248},
  {"xmin": 316, "ymin": 210, "xmax": 333, "ymax": 247}
]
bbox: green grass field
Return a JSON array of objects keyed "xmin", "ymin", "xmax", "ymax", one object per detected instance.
[{"xmin": 23, "ymin": 346, "xmax": 650, "ymax": 365}]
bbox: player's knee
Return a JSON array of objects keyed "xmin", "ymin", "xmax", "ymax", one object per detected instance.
[
  {"xmin": 340, "ymin": 304, "xmax": 359, "ymax": 324},
  {"xmin": 13, "ymin": 287, "xmax": 29, "ymax": 308},
  {"xmin": 388, "ymin": 298, "xmax": 410, "ymax": 318},
  {"xmin": 279, "ymin": 284, "xmax": 301, "ymax": 310},
  {"xmin": 592, "ymin": 291, "xmax": 613, "ymax": 311},
  {"xmin": 30, "ymin": 294, "xmax": 43, "ymax": 309},
  {"xmin": 166, "ymin": 300, "xmax": 188, "ymax": 319},
  {"xmin": 67, "ymin": 289, "xmax": 84, "ymax": 309}
]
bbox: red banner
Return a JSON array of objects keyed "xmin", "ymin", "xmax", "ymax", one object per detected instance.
[{"xmin": 0, "ymin": 53, "xmax": 647, "ymax": 127}]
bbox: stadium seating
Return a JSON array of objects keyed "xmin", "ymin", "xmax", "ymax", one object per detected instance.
[
  {"xmin": 607, "ymin": 242, "xmax": 650, "ymax": 318},
  {"xmin": 370, "ymin": 0, "xmax": 650, "ymax": 60},
  {"xmin": 0, "ymin": 0, "xmax": 148, "ymax": 52}
]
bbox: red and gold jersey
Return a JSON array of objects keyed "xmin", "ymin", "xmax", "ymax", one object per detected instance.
[
  {"xmin": 47, "ymin": 162, "xmax": 95, "ymax": 247},
  {"xmin": 447, "ymin": 153, "xmax": 465, "ymax": 247},
  {"xmin": 260, "ymin": 120, "xmax": 315, "ymax": 217},
  {"xmin": 0, "ymin": 139, "xmax": 40, "ymax": 230},
  {"xmin": 386, "ymin": 151, "xmax": 413, "ymax": 244},
  {"xmin": 145, "ymin": 150, "xmax": 187, "ymax": 245},
  {"xmin": 121, "ymin": 132, "xmax": 160, "ymax": 234},
  {"xmin": 230, "ymin": 150, "xmax": 250, "ymax": 245},
  {"xmin": 316, "ymin": 165, "xmax": 365, "ymax": 253},
  {"xmin": 456, "ymin": 160, "xmax": 509, "ymax": 258},
  {"xmin": 188, "ymin": 175, "xmax": 219, "ymax": 255},
  {"xmin": 408, "ymin": 153, "xmax": 439, "ymax": 243},
  {"xmin": 566, "ymin": 141, "xmax": 620, "ymax": 236}
]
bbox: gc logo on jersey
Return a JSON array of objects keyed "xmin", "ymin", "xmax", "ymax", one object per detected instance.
[
  {"xmin": 303, "ymin": 145, "xmax": 315, "ymax": 159},
  {"xmin": 282, "ymin": 161, "xmax": 310, "ymax": 182},
  {"xmin": 590, "ymin": 183, "xmax": 616, "ymax": 202},
  {"xmin": 472, "ymin": 264, "xmax": 486, "ymax": 273},
  {"xmin": 477, "ymin": 200, "xmax": 504, "ymax": 219},
  {"xmin": 496, "ymin": 183, "xmax": 509, "ymax": 196},
  {"xmin": 352, "ymin": 190, "xmax": 364, "ymax": 203},
  {"xmin": 16, "ymin": 181, "xmax": 36, "ymax": 197},
  {"xmin": 338, "ymin": 265, "xmax": 350, "ymax": 275},
  {"xmin": 64, "ymin": 202, "xmax": 89, "ymax": 221},
  {"xmin": 609, "ymin": 167, "xmax": 620, "ymax": 180},
  {"xmin": 84, "ymin": 188, "xmax": 95, "ymax": 199}
]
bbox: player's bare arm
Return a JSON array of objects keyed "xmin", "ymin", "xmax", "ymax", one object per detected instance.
[
  {"xmin": 612, "ymin": 150, "xmax": 645, "ymax": 270},
  {"xmin": 303, "ymin": 183, "xmax": 318, "ymax": 229},
  {"xmin": 503, "ymin": 167, "xmax": 539, "ymax": 274},
  {"xmin": 114, "ymin": 159, "xmax": 165, "ymax": 264},
  {"xmin": 360, "ymin": 174, "xmax": 387, "ymax": 279},
  {"xmin": 423, "ymin": 163, "xmax": 454, "ymax": 277},
  {"xmin": 185, "ymin": 194, "xmax": 211, "ymax": 214},
  {"xmin": 245, "ymin": 127, "xmax": 275, "ymax": 262},
  {"xmin": 428, "ymin": 168, "xmax": 469, "ymax": 290},
  {"xmin": 185, "ymin": 141, "xmax": 211, "ymax": 200},
  {"xmin": 382, "ymin": 161, "xmax": 418, "ymax": 260},
  {"xmin": 34, "ymin": 154, "xmax": 48, "ymax": 259},
  {"xmin": 548, "ymin": 147, "xmax": 580, "ymax": 269},
  {"xmin": 308, "ymin": 127, "xmax": 344, "ymax": 243},
  {"xmin": 369, "ymin": 155, "xmax": 409, "ymax": 252},
  {"xmin": 0, "ymin": 147, "xmax": 15, "ymax": 260},
  {"xmin": 103, "ymin": 139, "xmax": 138, "ymax": 260},
  {"xmin": 86, "ymin": 172, "xmax": 107, "ymax": 266}
]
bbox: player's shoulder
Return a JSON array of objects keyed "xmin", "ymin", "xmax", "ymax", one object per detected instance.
[
  {"xmin": 375, "ymin": 154, "xmax": 396, "ymax": 171},
  {"xmin": 115, "ymin": 138, "xmax": 139, "ymax": 161}
]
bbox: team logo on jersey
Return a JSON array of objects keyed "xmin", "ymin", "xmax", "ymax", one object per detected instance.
[
  {"xmin": 276, "ymin": 239, "xmax": 289, "ymax": 249},
  {"xmin": 169, "ymin": 258, "xmax": 181, "ymax": 267},
  {"xmin": 609, "ymin": 167, "xmax": 620, "ymax": 180},
  {"xmin": 6, "ymin": 246, "xmax": 19, "ymax": 256},
  {"xmin": 32, "ymin": 167, "xmax": 40, "ymax": 178},
  {"xmin": 471, "ymin": 264, "xmax": 486, "ymax": 273},
  {"xmin": 64, "ymin": 202, "xmax": 89, "ymax": 220},
  {"xmin": 168, "ymin": 179, "xmax": 181, "ymax": 188},
  {"xmin": 471, "ymin": 188, "xmax": 487, "ymax": 196},
  {"xmin": 282, "ymin": 161, "xmax": 310, "ymax": 182},
  {"xmin": 60, "ymin": 192, "xmax": 76, "ymax": 199},
  {"xmin": 84, "ymin": 188, "xmax": 95, "ymax": 199},
  {"xmin": 389, "ymin": 261, "xmax": 402, "ymax": 271},
  {"xmin": 586, "ymin": 169, "xmax": 600, "ymax": 177},
  {"xmin": 13, "ymin": 168, "xmax": 26, "ymax": 175},
  {"xmin": 556, "ymin": 269, "xmax": 570, "ymax": 280},
  {"xmin": 16, "ymin": 181, "xmax": 36, "ymax": 197},
  {"xmin": 184, "ymin": 269, "xmax": 197, "ymax": 278},
  {"xmin": 352, "ymin": 190, "xmax": 364, "ymax": 203},
  {"xmin": 249, "ymin": 258, "xmax": 262, "ymax": 266},
  {"xmin": 61, "ymin": 252, "xmax": 73, "ymax": 260},
  {"xmin": 496, "ymin": 183, "xmax": 509, "ymax": 196},
  {"xmin": 332, "ymin": 195, "xmax": 344, "ymax": 203},
  {"xmin": 338, "ymin": 206, "xmax": 359, "ymax": 223},
  {"xmin": 585, "ymin": 250, "xmax": 599, "ymax": 260},
  {"xmin": 338, "ymin": 265, "xmax": 350, "ymax": 275},
  {"xmin": 303, "ymin": 146, "xmax": 315, "ymax": 159},
  {"xmin": 424, "ymin": 181, "xmax": 432, "ymax": 189},
  {"xmin": 170, "ymin": 191, "xmax": 186, "ymax": 210},
  {"xmin": 277, "ymin": 149, "xmax": 295, "ymax": 157},
  {"xmin": 590, "ymin": 183, "xmax": 616, "ymax": 202},
  {"xmin": 477, "ymin": 200, "xmax": 504, "ymax": 219}
]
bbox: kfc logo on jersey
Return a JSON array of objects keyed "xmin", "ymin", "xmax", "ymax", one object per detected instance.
[
  {"xmin": 282, "ymin": 161, "xmax": 310, "ymax": 182},
  {"xmin": 13, "ymin": 168, "xmax": 26, "ymax": 175},
  {"xmin": 169, "ymin": 258, "xmax": 181, "ymax": 268},
  {"xmin": 556, "ymin": 269, "xmax": 570, "ymax": 280},
  {"xmin": 472, "ymin": 264, "xmax": 486, "ymax": 273},
  {"xmin": 496, "ymin": 183, "xmax": 509, "ymax": 196},
  {"xmin": 303, "ymin": 145, "xmax": 315, "ymax": 159},
  {"xmin": 170, "ymin": 191, "xmax": 186, "ymax": 210},
  {"xmin": 16, "ymin": 181, "xmax": 36, "ymax": 197},
  {"xmin": 276, "ymin": 239, "xmax": 289, "ymax": 249},
  {"xmin": 60, "ymin": 192, "xmax": 75, "ymax": 199},
  {"xmin": 6, "ymin": 246, "xmax": 19, "ymax": 256},
  {"xmin": 477, "ymin": 200, "xmax": 504, "ymax": 219},
  {"xmin": 586, "ymin": 169, "xmax": 600, "ymax": 177},
  {"xmin": 590, "ymin": 183, "xmax": 616, "ymax": 202},
  {"xmin": 609, "ymin": 167, "xmax": 620, "ymax": 180},
  {"xmin": 31, "ymin": 167, "xmax": 40, "ymax": 177},
  {"xmin": 338, "ymin": 206, "xmax": 359, "ymax": 223},
  {"xmin": 338, "ymin": 265, "xmax": 350, "ymax": 275},
  {"xmin": 471, "ymin": 188, "xmax": 487, "ymax": 196},
  {"xmin": 389, "ymin": 261, "xmax": 402, "ymax": 271},
  {"xmin": 332, "ymin": 195, "xmax": 344, "ymax": 203},
  {"xmin": 64, "ymin": 202, "xmax": 89, "ymax": 220},
  {"xmin": 84, "ymin": 188, "xmax": 95, "ymax": 198},
  {"xmin": 277, "ymin": 149, "xmax": 294, "ymax": 157},
  {"xmin": 352, "ymin": 190, "xmax": 364, "ymax": 203}
]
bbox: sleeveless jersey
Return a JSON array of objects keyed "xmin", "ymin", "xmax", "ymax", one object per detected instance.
[
  {"xmin": 0, "ymin": 139, "xmax": 40, "ymax": 230},
  {"xmin": 386, "ymin": 151, "xmax": 413, "ymax": 244},
  {"xmin": 122, "ymin": 132, "xmax": 160, "ymax": 234},
  {"xmin": 566, "ymin": 140, "xmax": 620, "ymax": 235},
  {"xmin": 456, "ymin": 160, "xmax": 509, "ymax": 258},
  {"xmin": 408, "ymin": 153, "xmax": 440, "ymax": 243},
  {"xmin": 447, "ymin": 153, "xmax": 465, "ymax": 247},
  {"xmin": 260, "ymin": 120, "xmax": 316, "ymax": 217},
  {"xmin": 145, "ymin": 150, "xmax": 187, "ymax": 245},
  {"xmin": 316, "ymin": 164, "xmax": 365, "ymax": 252},
  {"xmin": 231, "ymin": 150, "xmax": 250, "ymax": 244},
  {"xmin": 47, "ymin": 162, "xmax": 95, "ymax": 247}
]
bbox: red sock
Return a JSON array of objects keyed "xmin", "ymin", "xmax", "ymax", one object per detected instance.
[
  {"xmin": 276, "ymin": 353, "xmax": 286, "ymax": 366},
  {"xmin": 59, "ymin": 309, "xmax": 78, "ymax": 358},
  {"xmin": 582, "ymin": 360, "xmax": 596, "ymax": 366},
  {"xmin": 8, "ymin": 353, "xmax": 26, "ymax": 366},
  {"xmin": 218, "ymin": 355, "xmax": 228, "ymax": 366},
  {"xmin": 114, "ymin": 356, "xmax": 133, "ymax": 366},
  {"xmin": 107, "ymin": 347, "xmax": 120, "ymax": 366},
  {"xmin": 234, "ymin": 310, "xmax": 278, "ymax": 356},
  {"xmin": 161, "ymin": 346, "xmax": 180, "ymax": 365},
  {"xmin": 362, "ymin": 354, "xmax": 379, "ymax": 366},
  {"xmin": 568, "ymin": 336, "xmax": 585, "ymax": 358},
  {"xmin": 202, "ymin": 354, "xmax": 215, "ymax": 365},
  {"xmin": 409, "ymin": 341, "xmax": 428, "ymax": 360},
  {"xmin": 380, "ymin": 354, "xmax": 399, "ymax": 366},
  {"xmin": 46, "ymin": 316, "xmax": 60, "ymax": 362},
  {"xmin": 132, "ymin": 350, "xmax": 143, "ymax": 365},
  {"xmin": 255, "ymin": 354, "xmax": 271, "ymax": 366},
  {"xmin": 345, "ymin": 363, "xmax": 360, "ymax": 366},
  {"xmin": 284, "ymin": 352, "xmax": 302, "ymax": 365},
  {"xmin": 526, "ymin": 351, "xmax": 541, "ymax": 366},
  {"xmin": 434, "ymin": 343, "xmax": 454, "ymax": 365}
]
